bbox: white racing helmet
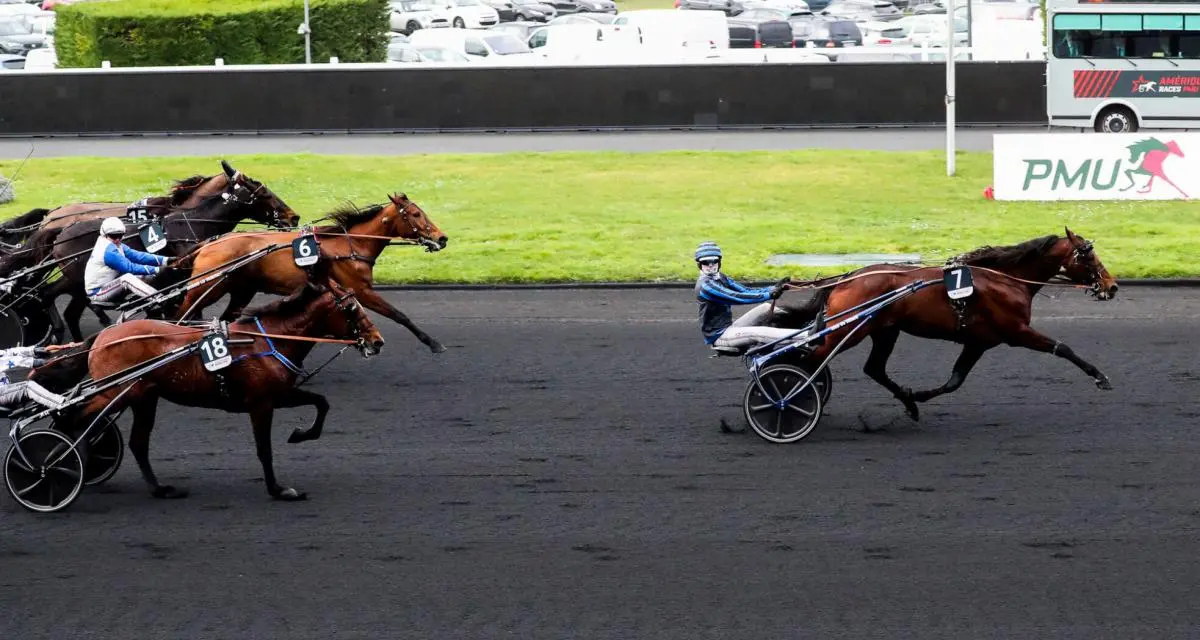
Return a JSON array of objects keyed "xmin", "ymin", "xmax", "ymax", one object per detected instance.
[{"xmin": 100, "ymin": 217, "xmax": 125, "ymax": 237}]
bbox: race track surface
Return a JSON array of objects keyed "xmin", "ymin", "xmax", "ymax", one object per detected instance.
[
  {"xmin": 2, "ymin": 287, "xmax": 1198, "ymax": 638},
  {"xmin": 0, "ymin": 127, "xmax": 1044, "ymax": 159}
]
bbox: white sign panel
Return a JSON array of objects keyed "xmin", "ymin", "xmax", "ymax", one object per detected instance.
[{"xmin": 993, "ymin": 133, "xmax": 1200, "ymax": 201}]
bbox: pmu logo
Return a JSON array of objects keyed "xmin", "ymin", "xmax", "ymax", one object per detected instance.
[
  {"xmin": 1132, "ymin": 74, "xmax": 1157, "ymax": 93},
  {"xmin": 1020, "ymin": 138, "xmax": 1189, "ymax": 198}
]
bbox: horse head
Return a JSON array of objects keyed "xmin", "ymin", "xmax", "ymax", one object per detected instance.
[
  {"xmin": 386, "ymin": 192, "xmax": 448, "ymax": 252},
  {"xmin": 323, "ymin": 278, "xmax": 386, "ymax": 357},
  {"xmin": 215, "ymin": 160, "xmax": 300, "ymax": 230},
  {"xmin": 1062, "ymin": 227, "xmax": 1119, "ymax": 300},
  {"xmin": 1166, "ymin": 140, "xmax": 1185, "ymax": 158}
]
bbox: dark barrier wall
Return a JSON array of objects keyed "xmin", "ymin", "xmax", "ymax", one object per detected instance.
[{"xmin": 0, "ymin": 61, "xmax": 1045, "ymax": 135}]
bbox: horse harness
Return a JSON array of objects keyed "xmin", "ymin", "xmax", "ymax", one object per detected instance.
[{"xmin": 208, "ymin": 293, "xmax": 370, "ymax": 401}]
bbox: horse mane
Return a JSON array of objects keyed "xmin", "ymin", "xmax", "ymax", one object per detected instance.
[
  {"xmin": 236, "ymin": 280, "xmax": 329, "ymax": 322},
  {"xmin": 952, "ymin": 235, "xmax": 1062, "ymax": 268},
  {"xmin": 316, "ymin": 202, "xmax": 386, "ymax": 231},
  {"xmin": 169, "ymin": 174, "xmax": 216, "ymax": 205}
]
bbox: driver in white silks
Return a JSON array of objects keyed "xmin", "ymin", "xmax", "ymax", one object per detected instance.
[
  {"xmin": 0, "ymin": 343, "xmax": 79, "ymax": 412},
  {"xmin": 84, "ymin": 217, "xmax": 171, "ymax": 305}
]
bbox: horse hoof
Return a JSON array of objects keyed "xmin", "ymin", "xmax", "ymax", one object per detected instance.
[
  {"xmin": 287, "ymin": 428, "xmax": 309, "ymax": 444},
  {"xmin": 905, "ymin": 405, "xmax": 920, "ymax": 422},
  {"xmin": 274, "ymin": 487, "xmax": 307, "ymax": 501},
  {"xmin": 429, "ymin": 341, "xmax": 447, "ymax": 354},
  {"xmin": 1096, "ymin": 376, "xmax": 1113, "ymax": 390},
  {"xmin": 152, "ymin": 485, "xmax": 189, "ymax": 499}
]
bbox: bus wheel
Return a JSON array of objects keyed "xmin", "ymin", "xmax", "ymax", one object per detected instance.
[{"xmin": 1095, "ymin": 107, "xmax": 1138, "ymax": 133}]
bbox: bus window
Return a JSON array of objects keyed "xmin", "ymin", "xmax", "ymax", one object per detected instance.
[{"xmin": 1052, "ymin": 12, "xmax": 1200, "ymax": 58}]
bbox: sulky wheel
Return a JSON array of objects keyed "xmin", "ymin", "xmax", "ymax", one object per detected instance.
[
  {"xmin": 4, "ymin": 429, "xmax": 85, "ymax": 513},
  {"xmin": 743, "ymin": 364, "xmax": 824, "ymax": 444},
  {"xmin": 814, "ymin": 365, "xmax": 832, "ymax": 407},
  {"xmin": 82, "ymin": 417, "xmax": 123, "ymax": 487}
]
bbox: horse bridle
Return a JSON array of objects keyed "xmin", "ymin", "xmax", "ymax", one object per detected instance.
[
  {"xmin": 332, "ymin": 290, "xmax": 376, "ymax": 355},
  {"xmin": 221, "ymin": 174, "xmax": 293, "ymax": 229},
  {"xmin": 392, "ymin": 198, "xmax": 441, "ymax": 251},
  {"xmin": 1067, "ymin": 240, "xmax": 1103, "ymax": 294}
]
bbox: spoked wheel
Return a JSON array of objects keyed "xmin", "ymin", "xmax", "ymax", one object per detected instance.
[
  {"xmin": 20, "ymin": 307, "xmax": 54, "ymax": 347},
  {"xmin": 82, "ymin": 417, "xmax": 123, "ymax": 486},
  {"xmin": 743, "ymin": 364, "xmax": 824, "ymax": 444},
  {"xmin": 4, "ymin": 429, "xmax": 85, "ymax": 513},
  {"xmin": 815, "ymin": 365, "xmax": 832, "ymax": 406}
]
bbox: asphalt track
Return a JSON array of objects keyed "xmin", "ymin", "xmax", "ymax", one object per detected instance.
[
  {"xmin": 0, "ymin": 127, "xmax": 1046, "ymax": 159},
  {"xmin": 2, "ymin": 286, "xmax": 1198, "ymax": 638}
]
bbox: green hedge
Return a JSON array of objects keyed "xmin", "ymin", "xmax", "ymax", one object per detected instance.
[{"xmin": 55, "ymin": 0, "xmax": 388, "ymax": 68}]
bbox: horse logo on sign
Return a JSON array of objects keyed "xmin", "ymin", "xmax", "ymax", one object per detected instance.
[{"xmin": 1120, "ymin": 137, "xmax": 1188, "ymax": 198}]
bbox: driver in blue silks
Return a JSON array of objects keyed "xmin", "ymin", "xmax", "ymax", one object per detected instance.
[{"xmin": 693, "ymin": 241, "xmax": 798, "ymax": 352}]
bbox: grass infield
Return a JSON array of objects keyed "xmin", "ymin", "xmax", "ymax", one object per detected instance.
[{"xmin": 1, "ymin": 150, "xmax": 1193, "ymax": 283}]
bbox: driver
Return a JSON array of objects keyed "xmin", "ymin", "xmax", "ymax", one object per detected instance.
[
  {"xmin": 0, "ymin": 343, "xmax": 79, "ymax": 412},
  {"xmin": 84, "ymin": 217, "xmax": 171, "ymax": 305},
  {"xmin": 693, "ymin": 241, "xmax": 799, "ymax": 352}
]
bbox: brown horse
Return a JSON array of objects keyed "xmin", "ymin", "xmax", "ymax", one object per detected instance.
[
  {"xmin": 0, "ymin": 160, "xmax": 250, "ymax": 248},
  {"xmin": 34, "ymin": 276, "xmax": 385, "ymax": 502},
  {"xmin": 156, "ymin": 193, "xmax": 450, "ymax": 353},
  {"xmin": 768, "ymin": 229, "xmax": 1120, "ymax": 421}
]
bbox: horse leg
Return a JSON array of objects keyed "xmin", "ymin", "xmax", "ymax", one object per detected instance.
[
  {"xmin": 354, "ymin": 286, "xmax": 446, "ymax": 354},
  {"xmin": 218, "ymin": 286, "xmax": 257, "ymax": 323},
  {"xmin": 860, "ymin": 327, "xmax": 922, "ymax": 421},
  {"xmin": 250, "ymin": 403, "xmax": 306, "ymax": 500},
  {"xmin": 63, "ymin": 292, "xmax": 93, "ymax": 343},
  {"xmin": 908, "ymin": 343, "xmax": 991, "ymax": 403},
  {"xmin": 89, "ymin": 304, "xmax": 114, "ymax": 327},
  {"xmin": 127, "ymin": 394, "xmax": 189, "ymax": 499},
  {"xmin": 1003, "ymin": 325, "xmax": 1113, "ymax": 390},
  {"xmin": 277, "ymin": 388, "xmax": 331, "ymax": 444}
]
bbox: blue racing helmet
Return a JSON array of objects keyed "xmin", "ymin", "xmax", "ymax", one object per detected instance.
[{"xmin": 694, "ymin": 242, "xmax": 722, "ymax": 262}]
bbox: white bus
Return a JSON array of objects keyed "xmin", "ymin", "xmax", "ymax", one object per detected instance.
[{"xmin": 1046, "ymin": 0, "xmax": 1200, "ymax": 132}]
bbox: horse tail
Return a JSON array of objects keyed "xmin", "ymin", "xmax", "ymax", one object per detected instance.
[
  {"xmin": 0, "ymin": 208, "xmax": 50, "ymax": 242},
  {"xmin": 29, "ymin": 333, "xmax": 98, "ymax": 394}
]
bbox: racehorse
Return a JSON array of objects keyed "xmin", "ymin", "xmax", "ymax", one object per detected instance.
[
  {"xmin": 35, "ymin": 170, "xmax": 299, "ymax": 342},
  {"xmin": 0, "ymin": 160, "xmax": 258, "ymax": 249},
  {"xmin": 32, "ymin": 275, "xmax": 385, "ymax": 502},
  {"xmin": 153, "ymin": 193, "xmax": 450, "ymax": 354},
  {"xmin": 768, "ymin": 229, "xmax": 1119, "ymax": 422}
]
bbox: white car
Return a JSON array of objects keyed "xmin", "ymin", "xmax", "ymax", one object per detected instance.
[
  {"xmin": 437, "ymin": 0, "xmax": 500, "ymax": 29},
  {"xmin": 390, "ymin": 0, "xmax": 450, "ymax": 34},
  {"xmin": 892, "ymin": 14, "xmax": 966, "ymax": 47},
  {"xmin": 23, "ymin": 44, "xmax": 54, "ymax": 69},
  {"xmin": 409, "ymin": 28, "xmax": 532, "ymax": 59},
  {"xmin": 411, "ymin": 45, "xmax": 475, "ymax": 63}
]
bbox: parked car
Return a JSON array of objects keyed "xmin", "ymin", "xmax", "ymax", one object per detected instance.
[
  {"xmin": 489, "ymin": 20, "xmax": 544, "ymax": 39},
  {"xmin": 509, "ymin": 0, "xmax": 557, "ymax": 21},
  {"xmin": 22, "ymin": 43, "xmax": 51, "ymax": 68},
  {"xmin": 574, "ymin": 0, "xmax": 617, "ymax": 13},
  {"xmin": 679, "ymin": 0, "xmax": 749, "ymax": 16},
  {"xmin": 480, "ymin": 0, "xmax": 516, "ymax": 20},
  {"xmin": 793, "ymin": 17, "xmax": 862, "ymax": 47},
  {"xmin": 727, "ymin": 7, "xmax": 815, "ymax": 48},
  {"xmin": 387, "ymin": 42, "xmax": 430, "ymax": 63},
  {"xmin": 527, "ymin": 23, "xmax": 642, "ymax": 56},
  {"xmin": 543, "ymin": 0, "xmax": 583, "ymax": 16},
  {"xmin": 410, "ymin": 44, "xmax": 475, "ymax": 63},
  {"xmin": 0, "ymin": 16, "xmax": 44, "ymax": 56},
  {"xmin": 820, "ymin": 0, "xmax": 902, "ymax": 22},
  {"xmin": 611, "ymin": 9, "xmax": 730, "ymax": 49},
  {"xmin": 739, "ymin": 0, "xmax": 809, "ymax": 12},
  {"xmin": 548, "ymin": 13, "xmax": 617, "ymax": 24},
  {"xmin": 409, "ymin": 27, "xmax": 532, "ymax": 58},
  {"xmin": 389, "ymin": 0, "xmax": 450, "ymax": 34},
  {"xmin": 890, "ymin": 14, "xmax": 967, "ymax": 47},
  {"xmin": 0, "ymin": 52, "xmax": 23, "ymax": 69},
  {"xmin": 858, "ymin": 19, "xmax": 906, "ymax": 45},
  {"xmin": 437, "ymin": 0, "xmax": 500, "ymax": 28}
]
